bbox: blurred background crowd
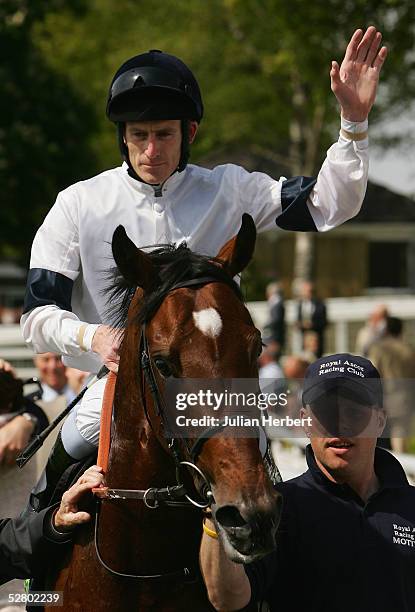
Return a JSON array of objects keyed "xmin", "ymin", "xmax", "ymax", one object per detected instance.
[{"xmin": 259, "ymin": 283, "xmax": 415, "ymax": 453}]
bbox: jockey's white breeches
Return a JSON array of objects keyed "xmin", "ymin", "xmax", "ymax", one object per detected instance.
[{"xmin": 61, "ymin": 376, "xmax": 107, "ymax": 459}]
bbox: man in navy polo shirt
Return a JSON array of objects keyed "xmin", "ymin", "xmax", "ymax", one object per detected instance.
[{"xmin": 200, "ymin": 353, "xmax": 415, "ymax": 612}]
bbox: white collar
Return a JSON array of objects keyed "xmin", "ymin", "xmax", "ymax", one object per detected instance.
[{"xmin": 121, "ymin": 162, "xmax": 187, "ymax": 196}]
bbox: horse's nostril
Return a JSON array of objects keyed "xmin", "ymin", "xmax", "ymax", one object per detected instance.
[{"xmin": 215, "ymin": 505, "xmax": 247, "ymax": 528}]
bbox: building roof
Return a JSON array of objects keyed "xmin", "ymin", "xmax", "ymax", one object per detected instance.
[{"xmin": 351, "ymin": 182, "xmax": 415, "ymax": 223}]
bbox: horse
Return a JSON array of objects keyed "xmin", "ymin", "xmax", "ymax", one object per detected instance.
[{"xmin": 47, "ymin": 214, "xmax": 282, "ymax": 611}]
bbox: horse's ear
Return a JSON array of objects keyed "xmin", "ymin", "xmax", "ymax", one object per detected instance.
[
  {"xmin": 216, "ymin": 213, "xmax": 256, "ymax": 277},
  {"xmin": 112, "ymin": 226, "xmax": 156, "ymax": 290}
]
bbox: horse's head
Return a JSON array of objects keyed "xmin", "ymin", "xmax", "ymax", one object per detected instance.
[{"xmin": 110, "ymin": 214, "xmax": 282, "ymax": 563}]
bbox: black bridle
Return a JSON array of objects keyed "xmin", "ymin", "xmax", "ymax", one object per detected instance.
[
  {"xmin": 140, "ymin": 313, "xmax": 229, "ymax": 496},
  {"xmin": 98, "ymin": 276, "xmax": 227, "ymax": 504},
  {"xmin": 95, "ymin": 276, "xmax": 231, "ymax": 581},
  {"xmin": 94, "ymin": 274, "xmax": 282, "ymax": 581}
]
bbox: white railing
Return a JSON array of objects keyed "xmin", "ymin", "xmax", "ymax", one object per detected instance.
[
  {"xmin": 247, "ymin": 294, "xmax": 415, "ymax": 354},
  {"xmin": 2, "ymin": 293, "xmax": 415, "ymax": 375}
]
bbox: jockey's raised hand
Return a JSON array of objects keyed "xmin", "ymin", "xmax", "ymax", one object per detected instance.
[
  {"xmin": 331, "ymin": 26, "xmax": 388, "ymax": 122},
  {"xmin": 91, "ymin": 325, "xmax": 122, "ymax": 373}
]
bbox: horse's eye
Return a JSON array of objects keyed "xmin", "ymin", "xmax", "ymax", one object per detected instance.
[{"xmin": 153, "ymin": 357, "xmax": 172, "ymax": 378}]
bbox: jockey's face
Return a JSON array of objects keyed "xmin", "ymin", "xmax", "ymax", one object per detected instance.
[{"xmin": 124, "ymin": 119, "xmax": 197, "ymax": 185}]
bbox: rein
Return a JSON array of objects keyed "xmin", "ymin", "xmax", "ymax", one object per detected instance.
[
  {"xmin": 93, "ymin": 276, "xmax": 225, "ymax": 582},
  {"xmin": 93, "ymin": 274, "xmax": 281, "ymax": 581},
  {"xmin": 95, "ymin": 372, "xmax": 191, "ymax": 508},
  {"xmin": 95, "ymin": 276, "xmax": 223, "ymax": 507}
]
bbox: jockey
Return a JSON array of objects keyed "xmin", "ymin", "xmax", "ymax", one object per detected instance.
[{"xmin": 21, "ymin": 29, "xmax": 387, "ymax": 509}]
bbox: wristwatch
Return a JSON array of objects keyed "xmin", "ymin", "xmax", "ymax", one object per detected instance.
[{"xmin": 21, "ymin": 412, "xmax": 38, "ymax": 428}]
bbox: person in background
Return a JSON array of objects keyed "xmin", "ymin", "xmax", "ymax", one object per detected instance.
[
  {"xmin": 258, "ymin": 341, "xmax": 284, "ymax": 400},
  {"xmin": 30, "ymin": 353, "xmax": 76, "ymax": 405},
  {"xmin": 24, "ymin": 358, "xmax": 87, "ymax": 514},
  {"xmin": 282, "ymin": 355, "xmax": 310, "ymax": 381},
  {"xmin": 369, "ymin": 316, "xmax": 415, "ymax": 453},
  {"xmin": 200, "ymin": 354, "xmax": 415, "ymax": 612},
  {"xmin": 281, "ymin": 355, "xmax": 311, "ymax": 421},
  {"xmin": 0, "ymin": 362, "xmax": 48, "ymax": 611},
  {"xmin": 258, "ymin": 341, "xmax": 284, "ymax": 381},
  {"xmin": 296, "ymin": 281, "xmax": 327, "ymax": 358},
  {"xmin": 263, "ymin": 282, "xmax": 285, "ymax": 351},
  {"xmin": 301, "ymin": 330, "xmax": 320, "ymax": 362},
  {"xmin": 355, "ymin": 303, "xmax": 388, "ymax": 357},
  {"xmin": 0, "ymin": 360, "xmax": 48, "ymax": 466}
]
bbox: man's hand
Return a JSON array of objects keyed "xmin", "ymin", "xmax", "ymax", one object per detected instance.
[
  {"xmin": 331, "ymin": 26, "xmax": 388, "ymax": 122},
  {"xmin": 91, "ymin": 325, "xmax": 122, "ymax": 373},
  {"xmin": 0, "ymin": 416, "xmax": 34, "ymax": 466},
  {"xmin": 53, "ymin": 465, "xmax": 105, "ymax": 531}
]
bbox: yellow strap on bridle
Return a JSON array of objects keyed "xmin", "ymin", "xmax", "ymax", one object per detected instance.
[{"xmin": 203, "ymin": 518, "xmax": 218, "ymax": 539}]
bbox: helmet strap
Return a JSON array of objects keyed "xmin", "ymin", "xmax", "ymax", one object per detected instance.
[{"xmin": 177, "ymin": 119, "xmax": 190, "ymax": 172}]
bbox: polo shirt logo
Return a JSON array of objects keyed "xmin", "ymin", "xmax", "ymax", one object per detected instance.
[{"xmin": 393, "ymin": 523, "xmax": 415, "ymax": 547}]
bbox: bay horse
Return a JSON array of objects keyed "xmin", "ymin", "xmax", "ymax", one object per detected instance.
[{"xmin": 47, "ymin": 214, "xmax": 282, "ymax": 611}]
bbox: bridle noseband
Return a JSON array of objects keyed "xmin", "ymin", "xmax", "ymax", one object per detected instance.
[
  {"xmin": 94, "ymin": 274, "xmax": 282, "ymax": 581},
  {"xmin": 95, "ymin": 276, "xmax": 231, "ymax": 581},
  {"xmin": 140, "ymin": 307, "xmax": 229, "ymax": 508}
]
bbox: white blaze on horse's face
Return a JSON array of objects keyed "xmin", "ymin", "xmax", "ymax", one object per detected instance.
[{"xmin": 192, "ymin": 308, "xmax": 223, "ymax": 338}]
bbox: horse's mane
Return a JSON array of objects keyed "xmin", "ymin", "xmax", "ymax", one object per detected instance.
[{"xmin": 104, "ymin": 242, "xmax": 243, "ymax": 329}]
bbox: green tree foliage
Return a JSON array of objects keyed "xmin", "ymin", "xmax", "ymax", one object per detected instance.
[
  {"xmin": 3, "ymin": 0, "xmax": 415, "ymax": 271},
  {"xmin": 1, "ymin": 0, "xmax": 99, "ymax": 264},
  {"xmin": 32, "ymin": 0, "xmax": 415, "ymax": 171}
]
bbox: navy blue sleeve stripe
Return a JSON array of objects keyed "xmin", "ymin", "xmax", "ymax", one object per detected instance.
[
  {"xmin": 23, "ymin": 268, "xmax": 73, "ymax": 314},
  {"xmin": 276, "ymin": 176, "xmax": 317, "ymax": 232}
]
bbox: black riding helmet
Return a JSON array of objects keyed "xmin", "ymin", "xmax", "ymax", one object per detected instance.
[{"xmin": 107, "ymin": 50, "xmax": 203, "ymax": 178}]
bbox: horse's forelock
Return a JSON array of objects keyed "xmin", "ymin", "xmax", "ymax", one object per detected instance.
[{"xmin": 103, "ymin": 243, "xmax": 242, "ymax": 331}]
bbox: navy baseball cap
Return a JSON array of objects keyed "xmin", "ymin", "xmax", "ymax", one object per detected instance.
[{"xmin": 302, "ymin": 353, "xmax": 383, "ymax": 408}]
